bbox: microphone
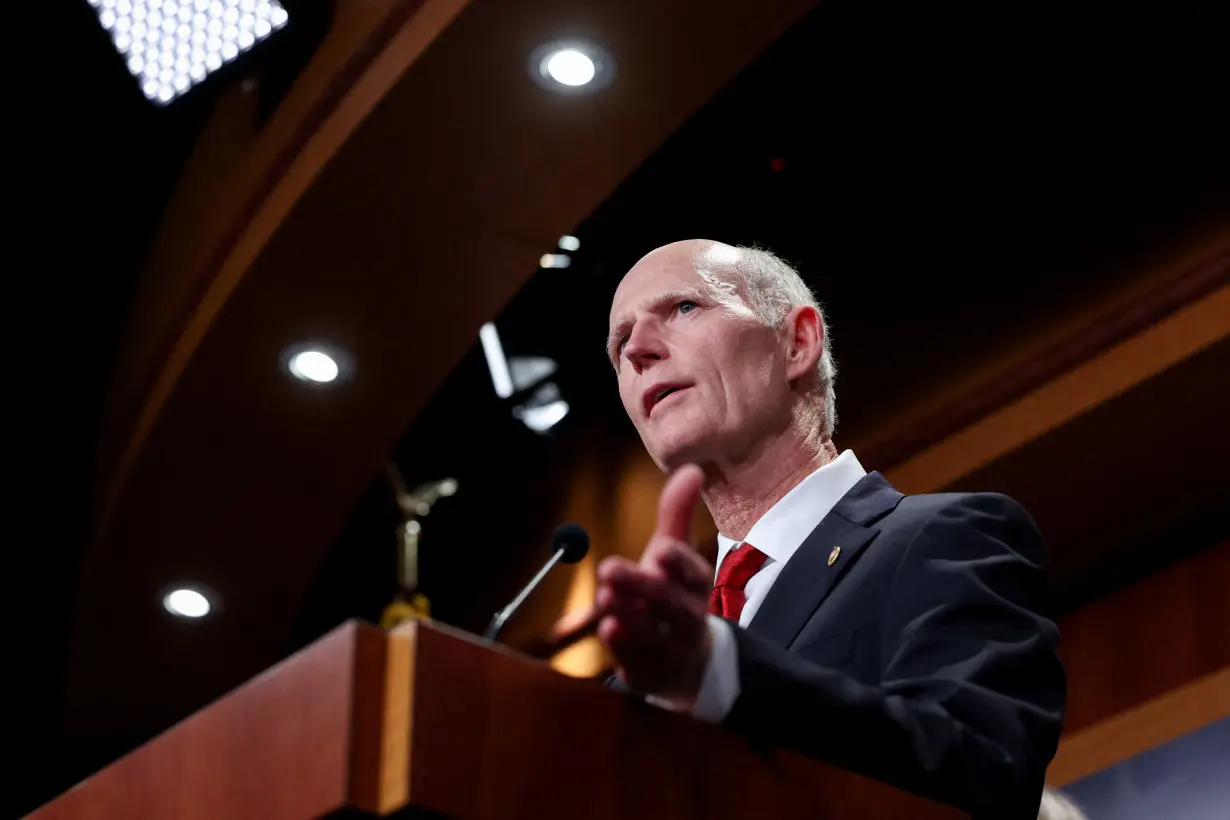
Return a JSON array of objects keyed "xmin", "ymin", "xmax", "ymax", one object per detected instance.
[{"xmin": 484, "ymin": 523, "xmax": 590, "ymax": 642}]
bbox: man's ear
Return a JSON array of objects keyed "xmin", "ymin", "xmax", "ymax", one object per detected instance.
[{"xmin": 782, "ymin": 305, "xmax": 824, "ymax": 382}]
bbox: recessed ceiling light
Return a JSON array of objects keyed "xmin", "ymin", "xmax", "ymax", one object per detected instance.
[
  {"xmin": 282, "ymin": 343, "xmax": 351, "ymax": 385},
  {"xmin": 558, "ymin": 235, "xmax": 580, "ymax": 251},
  {"xmin": 545, "ymin": 49, "xmax": 594, "ymax": 86},
  {"xmin": 288, "ymin": 350, "xmax": 339, "ymax": 383},
  {"xmin": 164, "ymin": 588, "xmax": 210, "ymax": 618},
  {"xmin": 530, "ymin": 41, "xmax": 614, "ymax": 94}
]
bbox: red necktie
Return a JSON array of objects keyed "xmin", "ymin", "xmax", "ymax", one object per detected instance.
[{"xmin": 708, "ymin": 542, "xmax": 768, "ymax": 622}]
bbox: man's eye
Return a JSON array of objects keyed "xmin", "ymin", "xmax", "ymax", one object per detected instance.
[{"xmin": 677, "ymin": 300, "xmax": 697, "ymax": 315}]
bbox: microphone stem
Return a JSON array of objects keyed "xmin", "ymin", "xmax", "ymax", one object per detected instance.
[{"xmin": 485, "ymin": 548, "xmax": 565, "ymax": 642}]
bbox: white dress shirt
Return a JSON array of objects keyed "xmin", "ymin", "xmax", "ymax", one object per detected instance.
[{"xmin": 689, "ymin": 449, "xmax": 867, "ymax": 722}]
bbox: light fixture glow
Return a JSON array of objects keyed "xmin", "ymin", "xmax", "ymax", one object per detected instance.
[
  {"xmin": 531, "ymin": 41, "xmax": 613, "ymax": 95},
  {"xmin": 544, "ymin": 48, "xmax": 595, "ymax": 87},
  {"xmin": 86, "ymin": 0, "xmax": 289, "ymax": 105},
  {"xmin": 479, "ymin": 322, "xmax": 514, "ymax": 398},
  {"xmin": 508, "ymin": 356, "xmax": 558, "ymax": 393},
  {"xmin": 513, "ymin": 381, "xmax": 569, "ymax": 433},
  {"xmin": 164, "ymin": 588, "xmax": 210, "ymax": 618},
  {"xmin": 518, "ymin": 399, "xmax": 569, "ymax": 432},
  {"xmin": 558, "ymin": 235, "xmax": 580, "ymax": 252},
  {"xmin": 540, "ymin": 253, "xmax": 571, "ymax": 269},
  {"xmin": 288, "ymin": 350, "xmax": 340, "ymax": 383}
]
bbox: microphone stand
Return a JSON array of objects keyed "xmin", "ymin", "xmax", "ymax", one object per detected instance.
[
  {"xmin": 483, "ymin": 523, "xmax": 589, "ymax": 643},
  {"xmin": 483, "ymin": 549, "xmax": 567, "ymax": 641}
]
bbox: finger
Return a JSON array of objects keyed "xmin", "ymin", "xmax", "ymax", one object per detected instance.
[
  {"xmin": 654, "ymin": 463, "xmax": 704, "ymax": 544},
  {"xmin": 600, "ymin": 602, "xmax": 707, "ymax": 697},
  {"xmin": 601, "ymin": 560, "xmax": 707, "ymax": 633},
  {"xmin": 598, "ymin": 592, "xmax": 660, "ymax": 639},
  {"xmin": 597, "ymin": 614, "xmax": 636, "ymax": 676},
  {"xmin": 598, "ymin": 558, "xmax": 656, "ymax": 591},
  {"xmin": 652, "ymin": 542, "xmax": 714, "ymax": 598},
  {"xmin": 600, "ymin": 612, "xmax": 660, "ymax": 650},
  {"xmin": 598, "ymin": 608, "xmax": 670, "ymax": 677},
  {"xmin": 642, "ymin": 538, "xmax": 711, "ymax": 595},
  {"xmin": 596, "ymin": 554, "xmax": 639, "ymax": 585},
  {"xmin": 598, "ymin": 569, "xmax": 672, "ymax": 629},
  {"xmin": 600, "ymin": 616, "xmax": 663, "ymax": 690},
  {"xmin": 597, "ymin": 613, "xmax": 624, "ymax": 647},
  {"xmin": 603, "ymin": 571, "xmax": 707, "ymax": 636}
]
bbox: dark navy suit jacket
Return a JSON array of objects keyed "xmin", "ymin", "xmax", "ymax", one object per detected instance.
[
  {"xmin": 722, "ymin": 472, "xmax": 1066, "ymax": 817},
  {"xmin": 620, "ymin": 472, "xmax": 1067, "ymax": 819}
]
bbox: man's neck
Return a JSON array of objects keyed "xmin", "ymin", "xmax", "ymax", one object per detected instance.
[{"xmin": 701, "ymin": 428, "xmax": 838, "ymax": 541}]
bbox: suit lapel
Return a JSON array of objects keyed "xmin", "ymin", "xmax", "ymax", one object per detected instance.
[{"xmin": 747, "ymin": 472, "xmax": 904, "ymax": 649}]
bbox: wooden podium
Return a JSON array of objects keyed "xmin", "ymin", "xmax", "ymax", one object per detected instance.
[{"xmin": 30, "ymin": 620, "xmax": 966, "ymax": 819}]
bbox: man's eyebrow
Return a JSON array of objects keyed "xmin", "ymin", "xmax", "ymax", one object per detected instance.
[
  {"xmin": 606, "ymin": 288, "xmax": 705, "ymax": 363},
  {"xmin": 605, "ymin": 323, "xmax": 626, "ymax": 363}
]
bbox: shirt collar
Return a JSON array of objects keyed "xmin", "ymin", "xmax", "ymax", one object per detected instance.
[{"xmin": 714, "ymin": 449, "xmax": 867, "ymax": 574}]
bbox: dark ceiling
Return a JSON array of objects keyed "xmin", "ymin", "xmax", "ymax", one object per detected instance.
[{"xmin": 15, "ymin": 0, "xmax": 1229, "ymax": 815}]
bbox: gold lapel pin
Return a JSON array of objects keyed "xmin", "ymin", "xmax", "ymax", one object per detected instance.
[{"xmin": 828, "ymin": 546, "xmax": 841, "ymax": 566}]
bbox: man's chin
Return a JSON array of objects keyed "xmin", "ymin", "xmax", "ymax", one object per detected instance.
[{"xmin": 648, "ymin": 433, "xmax": 714, "ymax": 474}]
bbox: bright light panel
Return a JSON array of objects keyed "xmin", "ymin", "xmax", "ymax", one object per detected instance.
[
  {"xmin": 558, "ymin": 235, "xmax": 580, "ymax": 251},
  {"xmin": 85, "ymin": 0, "xmax": 290, "ymax": 106},
  {"xmin": 288, "ymin": 350, "xmax": 339, "ymax": 383},
  {"xmin": 164, "ymin": 588, "xmax": 211, "ymax": 618},
  {"xmin": 543, "ymin": 48, "xmax": 596, "ymax": 87}
]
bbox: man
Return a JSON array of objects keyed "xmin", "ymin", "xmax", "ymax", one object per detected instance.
[{"xmin": 596, "ymin": 240, "xmax": 1066, "ymax": 818}]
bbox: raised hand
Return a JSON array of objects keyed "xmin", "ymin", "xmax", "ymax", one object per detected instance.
[{"xmin": 596, "ymin": 464, "xmax": 715, "ymax": 702}]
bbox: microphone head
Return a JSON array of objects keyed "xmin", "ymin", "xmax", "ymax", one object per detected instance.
[{"xmin": 552, "ymin": 523, "xmax": 590, "ymax": 564}]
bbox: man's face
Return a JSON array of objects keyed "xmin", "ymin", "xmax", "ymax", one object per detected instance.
[{"xmin": 608, "ymin": 243, "xmax": 791, "ymax": 470}]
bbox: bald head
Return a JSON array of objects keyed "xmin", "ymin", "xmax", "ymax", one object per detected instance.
[
  {"xmin": 607, "ymin": 239, "xmax": 837, "ymax": 470},
  {"xmin": 633, "ymin": 238, "xmax": 743, "ymax": 275},
  {"xmin": 607, "ymin": 240, "xmax": 744, "ymax": 358}
]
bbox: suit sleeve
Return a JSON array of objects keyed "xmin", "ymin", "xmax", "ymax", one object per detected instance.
[{"xmin": 722, "ymin": 494, "xmax": 1066, "ymax": 818}]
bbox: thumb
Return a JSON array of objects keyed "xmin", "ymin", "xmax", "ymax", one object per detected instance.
[{"xmin": 654, "ymin": 463, "xmax": 704, "ymax": 544}]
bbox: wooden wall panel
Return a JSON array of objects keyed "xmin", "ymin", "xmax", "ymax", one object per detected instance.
[
  {"xmin": 1049, "ymin": 668, "xmax": 1230, "ymax": 786},
  {"xmin": 1059, "ymin": 540, "xmax": 1230, "ymax": 735}
]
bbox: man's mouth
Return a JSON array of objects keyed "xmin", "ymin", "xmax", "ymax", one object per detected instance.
[
  {"xmin": 658, "ymin": 386, "xmax": 683, "ymax": 402},
  {"xmin": 644, "ymin": 383, "xmax": 691, "ymax": 417}
]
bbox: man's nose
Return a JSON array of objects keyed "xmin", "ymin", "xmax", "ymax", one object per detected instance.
[{"xmin": 624, "ymin": 321, "xmax": 667, "ymax": 372}]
